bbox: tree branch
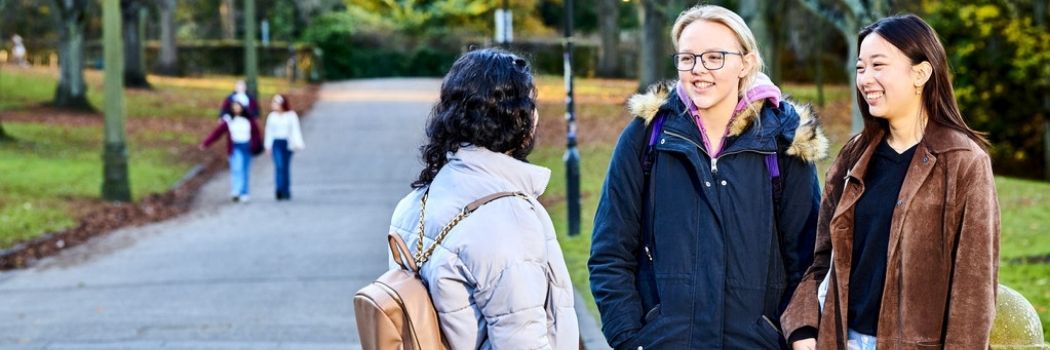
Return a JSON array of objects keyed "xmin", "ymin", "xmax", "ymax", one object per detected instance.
[
  {"xmin": 839, "ymin": 0, "xmax": 867, "ymax": 19},
  {"xmin": 794, "ymin": 0, "xmax": 850, "ymax": 35}
]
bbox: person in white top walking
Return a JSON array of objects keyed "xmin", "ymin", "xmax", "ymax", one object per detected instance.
[
  {"xmin": 200, "ymin": 102, "xmax": 263, "ymax": 202},
  {"xmin": 11, "ymin": 34, "xmax": 28, "ymax": 68},
  {"xmin": 264, "ymin": 94, "xmax": 305, "ymax": 200}
]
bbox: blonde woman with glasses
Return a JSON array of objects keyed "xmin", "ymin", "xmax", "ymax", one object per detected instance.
[{"xmin": 589, "ymin": 4, "xmax": 828, "ymax": 349}]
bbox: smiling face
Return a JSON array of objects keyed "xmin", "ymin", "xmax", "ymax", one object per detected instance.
[
  {"xmin": 231, "ymin": 102, "xmax": 244, "ymax": 116},
  {"xmin": 676, "ymin": 20, "xmax": 753, "ymax": 116},
  {"xmin": 856, "ymin": 33, "xmax": 930, "ymax": 121}
]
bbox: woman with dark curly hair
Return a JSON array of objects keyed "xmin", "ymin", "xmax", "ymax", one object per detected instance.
[{"xmin": 387, "ymin": 48, "xmax": 579, "ymax": 349}]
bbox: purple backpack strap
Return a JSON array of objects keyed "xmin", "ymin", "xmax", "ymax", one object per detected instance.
[
  {"xmin": 642, "ymin": 113, "xmax": 667, "ymax": 176},
  {"xmin": 767, "ymin": 152, "xmax": 784, "ymax": 217},
  {"xmin": 765, "ymin": 153, "xmax": 781, "ymax": 179},
  {"xmin": 648, "ymin": 115, "xmax": 666, "ymax": 147}
]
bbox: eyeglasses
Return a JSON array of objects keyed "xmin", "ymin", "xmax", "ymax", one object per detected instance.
[{"xmin": 673, "ymin": 51, "xmax": 743, "ymax": 71}]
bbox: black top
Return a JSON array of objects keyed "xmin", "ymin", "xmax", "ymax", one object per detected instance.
[{"xmin": 848, "ymin": 139, "xmax": 916, "ymax": 335}]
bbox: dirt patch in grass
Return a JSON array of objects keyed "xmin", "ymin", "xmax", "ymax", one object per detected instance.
[
  {"xmin": 1, "ymin": 107, "xmax": 215, "ymax": 135},
  {"xmin": 536, "ymin": 102, "xmax": 631, "ymax": 150}
]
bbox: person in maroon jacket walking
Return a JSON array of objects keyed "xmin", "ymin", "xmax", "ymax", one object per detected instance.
[
  {"xmin": 219, "ymin": 80, "xmax": 260, "ymax": 119},
  {"xmin": 200, "ymin": 102, "xmax": 263, "ymax": 202}
]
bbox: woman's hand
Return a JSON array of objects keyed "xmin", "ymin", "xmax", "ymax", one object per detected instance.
[{"xmin": 792, "ymin": 338, "xmax": 816, "ymax": 350}]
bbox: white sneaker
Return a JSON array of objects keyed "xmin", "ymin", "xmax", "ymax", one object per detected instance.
[{"xmin": 238, "ymin": 195, "xmax": 250, "ymax": 203}]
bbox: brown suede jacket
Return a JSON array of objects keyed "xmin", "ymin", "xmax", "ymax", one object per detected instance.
[{"xmin": 781, "ymin": 121, "xmax": 1001, "ymax": 349}]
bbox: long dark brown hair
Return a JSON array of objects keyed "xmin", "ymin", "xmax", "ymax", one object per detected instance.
[{"xmin": 845, "ymin": 14, "xmax": 989, "ymax": 163}]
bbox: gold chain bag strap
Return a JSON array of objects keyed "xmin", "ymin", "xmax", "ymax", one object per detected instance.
[{"xmin": 414, "ymin": 190, "xmax": 532, "ymax": 266}]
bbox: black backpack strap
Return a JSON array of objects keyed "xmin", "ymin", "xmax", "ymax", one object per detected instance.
[
  {"xmin": 764, "ymin": 138, "xmax": 793, "ymax": 348},
  {"xmin": 635, "ymin": 112, "xmax": 667, "ymax": 311},
  {"xmin": 640, "ymin": 111, "xmax": 667, "ymax": 259}
]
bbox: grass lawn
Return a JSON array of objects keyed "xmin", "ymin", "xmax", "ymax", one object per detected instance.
[
  {"xmin": 0, "ymin": 65, "xmax": 313, "ymax": 249},
  {"xmin": 532, "ymin": 75, "xmax": 1050, "ymax": 341}
]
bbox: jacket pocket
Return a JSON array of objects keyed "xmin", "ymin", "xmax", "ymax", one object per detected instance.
[
  {"xmin": 643, "ymin": 304, "xmax": 662, "ymax": 323},
  {"xmin": 621, "ymin": 316, "xmax": 662, "ymax": 350},
  {"xmin": 752, "ymin": 315, "xmax": 784, "ymax": 349}
]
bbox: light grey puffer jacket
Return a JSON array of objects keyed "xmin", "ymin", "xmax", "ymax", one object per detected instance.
[{"xmin": 389, "ymin": 146, "xmax": 579, "ymax": 350}]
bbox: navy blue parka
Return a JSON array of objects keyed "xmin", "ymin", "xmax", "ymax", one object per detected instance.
[{"xmin": 589, "ymin": 82, "xmax": 828, "ymax": 349}]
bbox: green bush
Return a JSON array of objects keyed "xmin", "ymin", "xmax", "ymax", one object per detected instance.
[
  {"xmin": 922, "ymin": 1, "xmax": 1050, "ymax": 179},
  {"xmin": 409, "ymin": 46, "xmax": 459, "ymax": 76},
  {"xmin": 301, "ymin": 11, "xmax": 460, "ymax": 79}
]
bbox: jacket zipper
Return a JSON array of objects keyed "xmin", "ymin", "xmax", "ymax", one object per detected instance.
[{"xmin": 664, "ymin": 130, "xmax": 775, "ymax": 174}]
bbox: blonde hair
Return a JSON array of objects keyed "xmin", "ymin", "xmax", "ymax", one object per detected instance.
[{"xmin": 671, "ymin": 5, "xmax": 764, "ymax": 96}]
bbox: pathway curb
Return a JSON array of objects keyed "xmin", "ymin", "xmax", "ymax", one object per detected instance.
[{"xmin": 576, "ymin": 289, "xmax": 612, "ymax": 350}]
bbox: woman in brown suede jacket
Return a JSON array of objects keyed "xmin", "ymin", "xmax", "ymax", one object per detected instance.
[{"xmin": 781, "ymin": 14, "xmax": 1000, "ymax": 350}]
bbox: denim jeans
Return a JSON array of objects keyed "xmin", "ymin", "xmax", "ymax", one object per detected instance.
[
  {"xmin": 271, "ymin": 139, "xmax": 293, "ymax": 197},
  {"xmin": 847, "ymin": 328, "xmax": 877, "ymax": 350},
  {"xmin": 229, "ymin": 142, "xmax": 252, "ymax": 196}
]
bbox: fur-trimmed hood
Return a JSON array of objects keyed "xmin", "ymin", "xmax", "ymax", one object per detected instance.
[{"xmin": 626, "ymin": 81, "xmax": 829, "ymax": 163}]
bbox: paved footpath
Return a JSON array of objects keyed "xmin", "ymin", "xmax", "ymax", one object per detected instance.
[{"xmin": 0, "ymin": 79, "xmax": 442, "ymax": 349}]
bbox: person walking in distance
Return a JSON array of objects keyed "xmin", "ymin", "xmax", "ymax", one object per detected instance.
[
  {"xmin": 264, "ymin": 94, "xmax": 305, "ymax": 200},
  {"xmin": 200, "ymin": 101, "xmax": 263, "ymax": 202}
]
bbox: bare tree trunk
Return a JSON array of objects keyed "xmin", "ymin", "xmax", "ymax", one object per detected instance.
[
  {"xmin": 122, "ymin": 0, "xmax": 149, "ymax": 88},
  {"xmin": 1044, "ymin": 116, "xmax": 1050, "ymax": 180},
  {"xmin": 638, "ymin": 0, "xmax": 670, "ymax": 91},
  {"xmin": 596, "ymin": 0, "xmax": 621, "ymax": 78},
  {"xmin": 845, "ymin": 18, "xmax": 862, "ymax": 132},
  {"xmin": 103, "ymin": 0, "xmax": 131, "ymax": 201},
  {"xmin": 0, "ymin": 120, "xmax": 10, "ymax": 142},
  {"xmin": 815, "ymin": 28, "xmax": 825, "ymax": 107},
  {"xmin": 739, "ymin": 0, "xmax": 776, "ymax": 81},
  {"xmin": 244, "ymin": 0, "xmax": 258, "ymax": 97},
  {"xmin": 155, "ymin": 0, "xmax": 179, "ymax": 76},
  {"xmin": 795, "ymin": 0, "xmax": 888, "ymax": 133},
  {"xmin": 220, "ymin": 0, "xmax": 236, "ymax": 40},
  {"xmin": 52, "ymin": 0, "xmax": 92, "ymax": 110},
  {"xmin": 1037, "ymin": 0, "xmax": 1049, "ymax": 180}
]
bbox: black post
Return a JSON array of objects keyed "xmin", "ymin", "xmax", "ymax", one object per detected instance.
[{"xmin": 564, "ymin": 0, "xmax": 581, "ymax": 236}]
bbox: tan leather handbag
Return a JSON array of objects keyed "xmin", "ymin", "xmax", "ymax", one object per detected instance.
[{"xmin": 353, "ymin": 191, "xmax": 528, "ymax": 350}]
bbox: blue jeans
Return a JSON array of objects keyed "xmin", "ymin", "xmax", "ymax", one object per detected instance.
[
  {"xmin": 271, "ymin": 139, "xmax": 293, "ymax": 197},
  {"xmin": 229, "ymin": 142, "xmax": 251, "ymax": 196},
  {"xmin": 847, "ymin": 328, "xmax": 877, "ymax": 350}
]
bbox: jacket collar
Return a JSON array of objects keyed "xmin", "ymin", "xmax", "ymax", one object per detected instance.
[
  {"xmin": 922, "ymin": 121, "xmax": 975, "ymax": 154},
  {"xmin": 846, "ymin": 121, "xmax": 975, "ymax": 181},
  {"xmin": 445, "ymin": 146, "xmax": 551, "ymax": 198},
  {"xmin": 627, "ymin": 80, "xmax": 828, "ymax": 162}
]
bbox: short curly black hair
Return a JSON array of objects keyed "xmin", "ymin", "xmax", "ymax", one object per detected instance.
[{"xmin": 411, "ymin": 48, "xmax": 537, "ymax": 189}]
